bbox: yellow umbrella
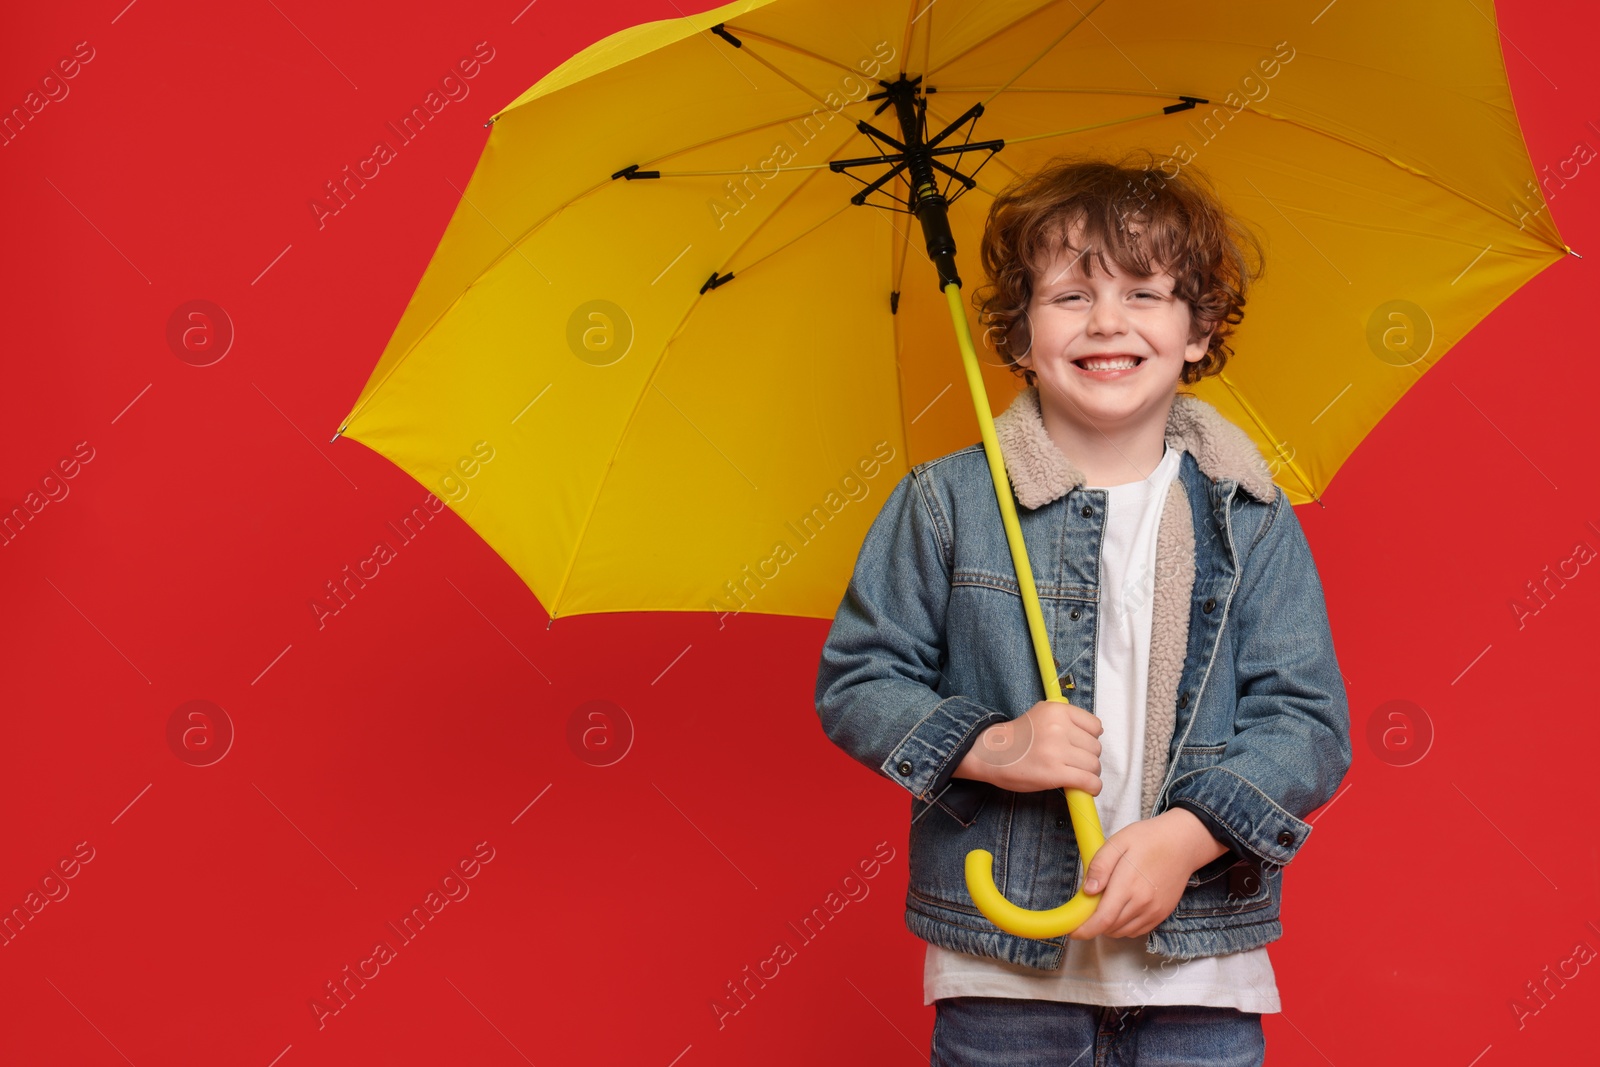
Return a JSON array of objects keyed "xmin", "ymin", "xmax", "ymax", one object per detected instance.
[{"xmin": 334, "ymin": 0, "xmax": 1572, "ymax": 938}]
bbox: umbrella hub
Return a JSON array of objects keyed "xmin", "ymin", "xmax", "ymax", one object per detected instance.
[{"xmin": 828, "ymin": 74, "xmax": 1004, "ymax": 290}]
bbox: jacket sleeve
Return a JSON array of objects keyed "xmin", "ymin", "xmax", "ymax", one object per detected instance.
[
  {"xmin": 814, "ymin": 469, "xmax": 1011, "ymax": 805},
  {"xmin": 1165, "ymin": 798, "xmax": 1248, "ymax": 869},
  {"xmin": 1162, "ymin": 486, "xmax": 1353, "ymax": 874}
]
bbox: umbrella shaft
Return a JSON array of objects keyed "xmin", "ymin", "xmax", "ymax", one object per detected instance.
[{"xmin": 885, "ymin": 79, "xmax": 961, "ymax": 288}]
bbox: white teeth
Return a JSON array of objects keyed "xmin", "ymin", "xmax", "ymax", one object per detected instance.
[{"xmin": 1078, "ymin": 357, "xmax": 1140, "ymax": 371}]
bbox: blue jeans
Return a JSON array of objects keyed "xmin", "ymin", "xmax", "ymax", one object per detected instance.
[{"xmin": 931, "ymin": 997, "xmax": 1265, "ymax": 1067}]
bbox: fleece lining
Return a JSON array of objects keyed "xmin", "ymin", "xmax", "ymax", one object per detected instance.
[{"xmin": 989, "ymin": 385, "xmax": 1276, "ymax": 819}]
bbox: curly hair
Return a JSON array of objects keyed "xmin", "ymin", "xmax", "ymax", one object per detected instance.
[{"xmin": 972, "ymin": 148, "xmax": 1264, "ymax": 388}]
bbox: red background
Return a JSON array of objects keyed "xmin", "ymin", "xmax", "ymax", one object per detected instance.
[{"xmin": 2, "ymin": 1, "xmax": 1596, "ymax": 1064}]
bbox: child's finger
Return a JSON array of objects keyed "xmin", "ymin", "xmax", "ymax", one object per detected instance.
[
  {"xmin": 1071, "ymin": 875, "xmax": 1133, "ymax": 940},
  {"xmin": 1080, "ymin": 894, "xmax": 1133, "ymax": 940},
  {"xmin": 1082, "ymin": 841, "xmax": 1123, "ymax": 895},
  {"xmin": 1104, "ymin": 909, "xmax": 1152, "ymax": 939}
]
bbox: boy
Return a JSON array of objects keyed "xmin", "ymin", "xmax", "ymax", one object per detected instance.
[{"xmin": 814, "ymin": 152, "xmax": 1352, "ymax": 1066}]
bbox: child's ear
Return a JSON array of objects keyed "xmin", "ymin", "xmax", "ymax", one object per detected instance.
[
  {"xmin": 1185, "ymin": 324, "xmax": 1214, "ymax": 363},
  {"xmin": 1012, "ymin": 316, "xmax": 1035, "ymax": 371}
]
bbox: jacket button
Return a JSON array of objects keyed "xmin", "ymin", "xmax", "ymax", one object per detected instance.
[
  {"xmin": 1069, "ymin": 608, "xmax": 1080, "ymax": 620},
  {"xmin": 1055, "ymin": 815, "xmax": 1067, "ymax": 829},
  {"xmin": 1178, "ymin": 692, "xmax": 1189, "ymax": 709},
  {"xmin": 897, "ymin": 761, "xmax": 913, "ymax": 777},
  {"xmin": 1277, "ymin": 830, "xmax": 1294, "ymax": 846},
  {"xmin": 1202, "ymin": 597, "xmax": 1216, "ymax": 614},
  {"xmin": 1081, "ymin": 505, "xmax": 1093, "ymax": 517},
  {"xmin": 1058, "ymin": 672, "xmax": 1074, "ymax": 690}
]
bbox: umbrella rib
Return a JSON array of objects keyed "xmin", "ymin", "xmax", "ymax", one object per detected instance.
[
  {"xmin": 915, "ymin": 0, "xmax": 933, "ymax": 76},
  {"xmin": 646, "ymin": 108, "xmax": 868, "ymax": 169},
  {"xmin": 337, "ymin": 171, "xmax": 613, "ymax": 434},
  {"xmin": 940, "ymin": 95, "xmax": 1561, "ymax": 250},
  {"xmin": 880, "ymin": 205, "xmax": 914, "ymax": 477},
  {"xmin": 350, "ymin": 17, "xmax": 1137, "ymax": 433},
  {"xmin": 728, "ymin": 200, "xmax": 854, "ymax": 279},
  {"xmin": 977, "ymin": 0, "xmax": 1113, "ymax": 110},
  {"xmin": 1231, "ymin": 109, "xmax": 1565, "ymax": 248},
  {"xmin": 1214, "ymin": 371, "xmax": 1322, "ymax": 505},
  {"xmin": 897, "ymin": 0, "xmax": 916, "ymax": 75},
  {"xmin": 1002, "ymin": 105, "xmax": 1178, "ymax": 146},
  {"xmin": 891, "ymin": 200, "xmax": 913, "ymax": 295},
  {"xmin": 707, "ymin": 127, "xmax": 865, "ymax": 282},
  {"xmin": 551, "ymin": 128, "xmax": 871, "ymax": 614},
  {"xmin": 342, "ymin": 107, "xmax": 892, "ymax": 432},
  {"xmin": 346, "ymin": 97, "xmax": 906, "ymax": 434},
  {"xmin": 719, "ymin": 17, "xmax": 1559, "ymax": 247},
  {"xmin": 720, "ymin": 24, "xmax": 871, "ymax": 77},
  {"xmin": 654, "ymin": 160, "xmax": 851, "ymax": 176},
  {"xmin": 931, "ymin": 85, "xmax": 1204, "ymax": 101},
  {"xmin": 926, "ymin": 96, "xmax": 1200, "ymax": 197},
  {"xmin": 927, "ymin": 103, "xmax": 1027, "ymax": 188},
  {"xmin": 898, "ymin": 0, "xmax": 961, "ymax": 81},
  {"xmin": 739, "ymin": 41, "xmax": 878, "ymax": 113},
  {"xmin": 925, "ymin": 0, "xmax": 1103, "ymax": 82},
  {"xmin": 935, "ymin": 100, "xmax": 973, "ymax": 204},
  {"xmin": 648, "ymin": 38, "xmax": 881, "ymax": 165}
]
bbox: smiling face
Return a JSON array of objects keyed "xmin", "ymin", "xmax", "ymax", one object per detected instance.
[{"xmin": 1015, "ymin": 218, "xmax": 1213, "ymax": 434}]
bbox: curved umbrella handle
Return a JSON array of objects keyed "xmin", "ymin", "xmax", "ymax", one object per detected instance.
[
  {"xmin": 943, "ymin": 283, "xmax": 1108, "ymax": 939},
  {"xmin": 965, "ymin": 752, "xmax": 1107, "ymax": 939}
]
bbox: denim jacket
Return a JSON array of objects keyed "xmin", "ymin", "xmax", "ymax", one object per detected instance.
[{"xmin": 814, "ymin": 385, "xmax": 1352, "ymax": 968}]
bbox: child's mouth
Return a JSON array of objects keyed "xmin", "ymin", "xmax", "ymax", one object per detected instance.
[{"xmin": 1071, "ymin": 355, "xmax": 1145, "ymax": 379}]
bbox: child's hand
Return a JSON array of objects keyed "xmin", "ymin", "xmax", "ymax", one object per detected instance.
[
  {"xmin": 955, "ymin": 699, "xmax": 1103, "ymax": 796},
  {"xmin": 1068, "ymin": 809, "xmax": 1227, "ymax": 940}
]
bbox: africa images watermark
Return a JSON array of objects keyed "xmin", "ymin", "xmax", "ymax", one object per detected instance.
[
  {"xmin": 1110, "ymin": 40, "xmax": 1297, "ymax": 231},
  {"xmin": 1511, "ymin": 119, "xmax": 1597, "ymax": 232},
  {"xmin": 706, "ymin": 440, "xmax": 898, "ymax": 627},
  {"xmin": 309, "ymin": 42, "xmax": 497, "ymax": 230},
  {"xmin": 709, "ymin": 840, "xmax": 896, "ymax": 1030},
  {"xmin": 0, "ymin": 841, "xmax": 97, "ymax": 948},
  {"xmin": 1509, "ymin": 919, "xmax": 1600, "ymax": 1031},
  {"xmin": 1, "ymin": 40, "xmax": 96, "ymax": 149},
  {"xmin": 1508, "ymin": 523, "xmax": 1596, "ymax": 631},
  {"xmin": 1, "ymin": 441, "xmax": 96, "ymax": 549},
  {"xmin": 706, "ymin": 39, "xmax": 897, "ymax": 231},
  {"xmin": 309, "ymin": 840, "xmax": 497, "ymax": 1030},
  {"xmin": 309, "ymin": 441, "xmax": 495, "ymax": 629}
]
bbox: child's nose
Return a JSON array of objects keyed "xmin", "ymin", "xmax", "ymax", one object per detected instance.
[{"xmin": 1087, "ymin": 300, "xmax": 1129, "ymax": 335}]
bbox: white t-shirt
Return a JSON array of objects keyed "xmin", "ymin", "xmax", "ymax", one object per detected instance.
[{"xmin": 924, "ymin": 442, "xmax": 1280, "ymax": 1012}]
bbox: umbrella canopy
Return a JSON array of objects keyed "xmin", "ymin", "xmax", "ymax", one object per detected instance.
[{"xmin": 336, "ymin": 0, "xmax": 1570, "ymax": 624}]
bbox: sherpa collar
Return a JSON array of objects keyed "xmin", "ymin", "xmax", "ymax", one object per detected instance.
[{"xmin": 991, "ymin": 385, "xmax": 1278, "ymax": 509}]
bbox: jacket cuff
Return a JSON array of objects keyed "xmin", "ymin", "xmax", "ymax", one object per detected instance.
[
  {"xmin": 883, "ymin": 694, "xmax": 1010, "ymax": 803},
  {"xmin": 1163, "ymin": 766, "xmax": 1314, "ymax": 870},
  {"xmin": 1167, "ymin": 798, "xmax": 1244, "ymax": 859}
]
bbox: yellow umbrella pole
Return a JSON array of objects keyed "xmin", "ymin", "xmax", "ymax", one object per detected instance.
[
  {"xmin": 854, "ymin": 73, "xmax": 1105, "ymax": 938},
  {"xmin": 942, "ymin": 280, "xmax": 1106, "ymax": 940}
]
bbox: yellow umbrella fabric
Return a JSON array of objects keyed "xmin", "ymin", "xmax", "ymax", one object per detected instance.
[{"xmin": 336, "ymin": 0, "xmax": 1571, "ymax": 625}]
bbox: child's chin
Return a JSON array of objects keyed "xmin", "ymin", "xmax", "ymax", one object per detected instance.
[{"xmin": 1047, "ymin": 387, "xmax": 1159, "ymax": 422}]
